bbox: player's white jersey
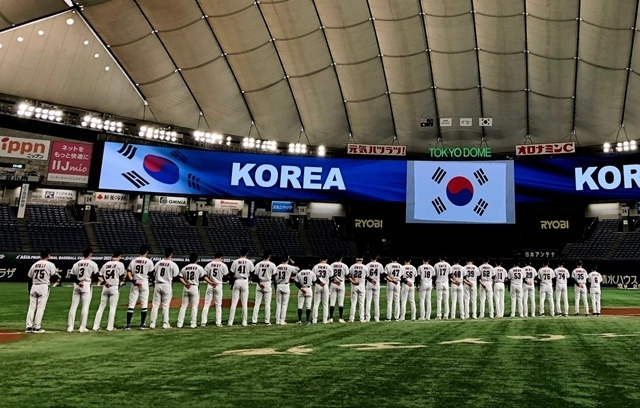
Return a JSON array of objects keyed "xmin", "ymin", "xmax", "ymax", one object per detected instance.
[
  {"xmin": 349, "ymin": 263, "xmax": 368, "ymax": 286},
  {"xmin": 99, "ymin": 260, "xmax": 126, "ymax": 287},
  {"xmin": 385, "ymin": 262, "xmax": 403, "ymax": 282},
  {"xmin": 28, "ymin": 260, "xmax": 58, "ymax": 285},
  {"xmin": 330, "ymin": 261, "xmax": 349, "ymax": 282},
  {"xmin": 70, "ymin": 259, "xmax": 99, "ymax": 283},
  {"xmin": 508, "ymin": 266, "xmax": 524, "ymax": 285},
  {"xmin": 479, "ymin": 264, "xmax": 495, "ymax": 283},
  {"xmin": 312, "ymin": 262, "xmax": 332, "ymax": 285},
  {"xmin": 494, "ymin": 266, "xmax": 508, "ymax": 283},
  {"xmin": 403, "ymin": 265, "xmax": 417, "ymax": 284},
  {"xmin": 154, "ymin": 259, "xmax": 180, "ymax": 284},
  {"xmin": 180, "ymin": 263, "xmax": 205, "ymax": 286},
  {"xmin": 588, "ymin": 271, "xmax": 602, "ymax": 290},
  {"xmin": 204, "ymin": 260, "xmax": 229, "ymax": 284},
  {"xmin": 275, "ymin": 263, "xmax": 298, "ymax": 284},
  {"xmin": 254, "ymin": 260, "xmax": 277, "ymax": 283},
  {"xmin": 365, "ymin": 261, "xmax": 384, "ymax": 283},
  {"xmin": 522, "ymin": 265, "xmax": 537, "ymax": 284},
  {"xmin": 417, "ymin": 264, "xmax": 435, "ymax": 287},
  {"xmin": 464, "ymin": 264, "xmax": 480, "ymax": 283},
  {"xmin": 230, "ymin": 257, "xmax": 255, "ymax": 279},
  {"xmin": 128, "ymin": 257, "xmax": 154, "ymax": 283},
  {"xmin": 450, "ymin": 264, "xmax": 466, "ymax": 284},
  {"xmin": 554, "ymin": 267, "xmax": 569, "ymax": 284},
  {"xmin": 295, "ymin": 269, "xmax": 316, "ymax": 288},
  {"xmin": 538, "ymin": 267, "xmax": 555, "ymax": 290},
  {"xmin": 572, "ymin": 267, "xmax": 588, "ymax": 285},
  {"xmin": 434, "ymin": 261, "xmax": 452, "ymax": 284}
]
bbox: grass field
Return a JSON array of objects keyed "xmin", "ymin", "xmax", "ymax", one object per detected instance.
[{"xmin": 1, "ymin": 283, "xmax": 640, "ymax": 408}]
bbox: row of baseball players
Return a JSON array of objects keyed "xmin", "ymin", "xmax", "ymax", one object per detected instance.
[{"xmin": 24, "ymin": 246, "xmax": 603, "ymax": 333}]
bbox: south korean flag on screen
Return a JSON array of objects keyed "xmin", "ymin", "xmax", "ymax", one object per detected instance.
[{"xmin": 407, "ymin": 161, "xmax": 513, "ymax": 224}]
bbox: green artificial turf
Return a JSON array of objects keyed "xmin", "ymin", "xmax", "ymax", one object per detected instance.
[{"xmin": 1, "ymin": 283, "xmax": 639, "ymax": 408}]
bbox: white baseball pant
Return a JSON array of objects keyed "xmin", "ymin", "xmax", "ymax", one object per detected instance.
[
  {"xmin": 252, "ymin": 282, "xmax": 273, "ymax": 324},
  {"xmin": 418, "ymin": 285, "xmax": 432, "ymax": 320},
  {"xmin": 275, "ymin": 283, "xmax": 291, "ymax": 324},
  {"xmin": 386, "ymin": 282, "xmax": 401, "ymax": 320},
  {"xmin": 510, "ymin": 284, "xmax": 524, "ymax": 317},
  {"xmin": 68, "ymin": 283, "xmax": 92, "ymax": 331},
  {"xmin": 313, "ymin": 283, "xmax": 330, "ymax": 323},
  {"xmin": 330, "ymin": 282, "xmax": 345, "ymax": 307},
  {"xmin": 26, "ymin": 284, "xmax": 50, "ymax": 330},
  {"xmin": 479, "ymin": 282, "xmax": 494, "ymax": 318},
  {"xmin": 298, "ymin": 287, "xmax": 313, "ymax": 309},
  {"xmin": 436, "ymin": 283, "xmax": 449, "ymax": 318},
  {"xmin": 574, "ymin": 284, "xmax": 589, "ymax": 315},
  {"xmin": 149, "ymin": 283, "xmax": 173, "ymax": 329},
  {"xmin": 539, "ymin": 287, "xmax": 555, "ymax": 316},
  {"xmin": 349, "ymin": 284, "xmax": 365, "ymax": 322},
  {"xmin": 450, "ymin": 283, "xmax": 464, "ymax": 319},
  {"xmin": 400, "ymin": 284, "xmax": 416, "ymax": 321},
  {"xmin": 201, "ymin": 284, "xmax": 223, "ymax": 326},
  {"xmin": 463, "ymin": 283, "xmax": 478, "ymax": 319},
  {"xmin": 177, "ymin": 285, "xmax": 200, "ymax": 328},
  {"xmin": 365, "ymin": 282, "xmax": 380, "ymax": 322},
  {"xmin": 228, "ymin": 279, "xmax": 249, "ymax": 326},
  {"xmin": 555, "ymin": 283, "xmax": 569, "ymax": 316},
  {"xmin": 93, "ymin": 285, "xmax": 120, "ymax": 331},
  {"xmin": 523, "ymin": 284, "xmax": 536, "ymax": 317},
  {"xmin": 493, "ymin": 282, "xmax": 505, "ymax": 318},
  {"xmin": 590, "ymin": 288, "xmax": 601, "ymax": 314}
]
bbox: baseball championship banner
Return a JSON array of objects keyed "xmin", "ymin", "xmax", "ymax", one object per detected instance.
[
  {"xmin": 99, "ymin": 142, "xmax": 407, "ymax": 202},
  {"xmin": 0, "ymin": 136, "xmax": 50, "ymax": 160},
  {"xmin": 47, "ymin": 140, "xmax": 93, "ymax": 184}
]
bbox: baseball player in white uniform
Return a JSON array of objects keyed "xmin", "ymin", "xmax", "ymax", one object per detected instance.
[
  {"xmin": 538, "ymin": 260, "xmax": 555, "ymax": 317},
  {"xmin": 67, "ymin": 247, "xmax": 99, "ymax": 333},
  {"xmin": 329, "ymin": 253, "xmax": 349, "ymax": 323},
  {"xmin": 400, "ymin": 259, "xmax": 417, "ymax": 321},
  {"xmin": 348, "ymin": 257, "xmax": 367, "ymax": 323},
  {"xmin": 588, "ymin": 266, "xmax": 602, "ymax": 316},
  {"xmin": 125, "ymin": 244, "xmax": 154, "ymax": 330},
  {"xmin": 274, "ymin": 255, "xmax": 299, "ymax": 325},
  {"xmin": 295, "ymin": 267, "xmax": 316, "ymax": 324},
  {"xmin": 417, "ymin": 258, "xmax": 435, "ymax": 320},
  {"xmin": 508, "ymin": 261, "xmax": 524, "ymax": 318},
  {"xmin": 384, "ymin": 256, "xmax": 403, "ymax": 321},
  {"xmin": 312, "ymin": 256, "xmax": 332, "ymax": 324},
  {"xmin": 92, "ymin": 250, "xmax": 126, "ymax": 332},
  {"xmin": 26, "ymin": 248, "xmax": 59, "ymax": 333},
  {"xmin": 572, "ymin": 261, "xmax": 589, "ymax": 316},
  {"xmin": 449, "ymin": 259, "xmax": 465, "ymax": 319},
  {"xmin": 554, "ymin": 260, "xmax": 570, "ymax": 316},
  {"xmin": 434, "ymin": 256, "xmax": 451, "ymax": 319},
  {"xmin": 522, "ymin": 261, "xmax": 538, "ymax": 317},
  {"xmin": 493, "ymin": 260, "xmax": 508, "ymax": 318},
  {"xmin": 252, "ymin": 252, "xmax": 277, "ymax": 325},
  {"xmin": 364, "ymin": 255, "xmax": 384, "ymax": 322},
  {"xmin": 202, "ymin": 252, "xmax": 229, "ymax": 327},
  {"xmin": 177, "ymin": 252, "xmax": 205, "ymax": 328},
  {"xmin": 478, "ymin": 258, "xmax": 495, "ymax": 319},
  {"xmin": 228, "ymin": 247, "xmax": 255, "ymax": 326},
  {"xmin": 149, "ymin": 248, "xmax": 180, "ymax": 329},
  {"xmin": 463, "ymin": 260, "xmax": 480, "ymax": 319}
]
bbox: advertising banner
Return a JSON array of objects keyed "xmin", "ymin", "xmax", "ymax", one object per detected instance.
[
  {"xmin": 47, "ymin": 140, "xmax": 93, "ymax": 184},
  {"xmin": 94, "ymin": 192, "xmax": 129, "ymax": 203},
  {"xmin": 271, "ymin": 201, "xmax": 295, "ymax": 214},
  {"xmin": 213, "ymin": 199, "xmax": 244, "ymax": 210},
  {"xmin": 0, "ymin": 136, "xmax": 50, "ymax": 160},
  {"xmin": 39, "ymin": 188, "xmax": 77, "ymax": 201}
]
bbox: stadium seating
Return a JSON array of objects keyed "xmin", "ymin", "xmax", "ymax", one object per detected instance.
[
  {"xmin": 308, "ymin": 218, "xmax": 353, "ymax": 258},
  {"xmin": 562, "ymin": 219, "xmax": 632, "ymax": 261},
  {"xmin": 255, "ymin": 216, "xmax": 305, "ymax": 257},
  {"xmin": 149, "ymin": 212, "xmax": 206, "ymax": 255},
  {"xmin": 92, "ymin": 209, "xmax": 147, "ymax": 253},
  {"xmin": 26, "ymin": 205, "xmax": 89, "ymax": 252},
  {"xmin": 0, "ymin": 204, "xmax": 22, "ymax": 251},
  {"xmin": 204, "ymin": 214, "xmax": 257, "ymax": 257}
]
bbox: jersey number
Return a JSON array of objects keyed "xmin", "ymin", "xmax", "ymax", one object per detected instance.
[
  {"xmin": 105, "ymin": 269, "xmax": 115, "ymax": 280},
  {"xmin": 34, "ymin": 269, "xmax": 46, "ymax": 280},
  {"xmin": 159, "ymin": 267, "xmax": 166, "ymax": 278}
]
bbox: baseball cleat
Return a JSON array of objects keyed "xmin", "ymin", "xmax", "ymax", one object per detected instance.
[
  {"xmin": 338, "ymin": 319, "xmax": 346, "ymax": 324},
  {"xmin": 215, "ymin": 324, "xmax": 223, "ymax": 327},
  {"xmin": 106, "ymin": 328, "xmax": 114, "ymax": 332},
  {"xmin": 124, "ymin": 325, "xmax": 131, "ymax": 330},
  {"xmin": 328, "ymin": 318, "xmax": 334, "ymax": 323},
  {"xmin": 66, "ymin": 328, "xmax": 73, "ymax": 333},
  {"xmin": 190, "ymin": 324, "xmax": 197, "ymax": 328},
  {"xmin": 264, "ymin": 322, "xmax": 272, "ymax": 326},
  {"xmin": 251, "ymin": 322, "xmax": 257, "ymax": 326},
  {"xmin": 78, "ymin": 327, "xmax": 89, "ymax": 333},
  {"xmin": 32, "ymin": 328, "xmax": 45, "ymax": 333},
  {"xmin": 296, "ymin": 321, "xmax": 303, "ymax": 325},
  {"xmin": 25, "ymin": 327, "xmax": 33, "ymax": 333},
  {"xmin": 139, "ymin": 325, "xmax": 147, "ymax": 330}
]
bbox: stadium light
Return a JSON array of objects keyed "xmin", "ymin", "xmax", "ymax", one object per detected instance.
[
  {"xmin": 16, "ymin": 102, "xmax": 35, "ymax": 117},
  {"xmin": 194, "ymin": 130, "xmax": 223, "ymax": 144},
  {"xmin": 317, "ymin": 145, "xmax": 326, "ymax": 157},
  {"xmin": 288, "ymin": 143, "xmax": 307, "ymax": 155}
]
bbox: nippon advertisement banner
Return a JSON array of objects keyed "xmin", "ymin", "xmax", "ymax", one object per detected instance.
[
  {"xmin": 0, "ymin": 136, "xmax": 50, "ymax": 160},
  {"xmin": 406, "ymin": 161, "xmax": 516, "ymax": 224},
  {"xmin": 99, "ymin": 142, "xmax": 407, "ymax": 202},
  {"xmin": 514, "ymin": 154, "xmax": 640, "ymax": 203},
  {"xmin": 47, "ymin": 140, "xmax": 93, "ymax": 184}
]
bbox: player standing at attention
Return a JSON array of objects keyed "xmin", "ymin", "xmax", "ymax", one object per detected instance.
[
  {"xmin": 400, "ymin": 258, "xmax": 417, "ymax": 321},
  {"xmin": 92, "ymin": 250, "xmax": 126, "ymax": 332},
  {"xmin": 252, "ymin": 251, "xmax": 277, "ymax": 326},
  {"xmin": 554, "ymin": 260, "xmax": 570, "ymax": 316},
  {"xmin": 384, "ymin": 255, "xmax": 403, "ymax": 321},
  {"xmin": 295, "ymin": 266, "xmax": 316, "ymax": 324},
  {"xmin": 329, "ymin": 253, "xmax": 349, "ymax": 323},
  {"xmin": 26, "ymin": 248, "xmax": 59, "ymax": 333},
  {"xmin": 416, "ymin": 257, "xmax": 435, "ymax": 320},
  {"xmin": 434, "ymin": 256, "xmax": 452, "ymax": 320},
  {"xmin": 348, "ymin": 257, "xmax": 368, "ymax": 323},
  {"xmin": 508, "ymin": 261, "xmax": 524, "ymax": 318},
  {"xmin": 228, "ymin": 247, "xmax": 255, "ymax": 326},
  {"xmin": 312, "ymin": 255, "xmax": 332, "ymax": 324},
  {"xmin": 478, "ymin": 258, "xmax": 495, "ymax": 319},
  {"xmin": 67, "ymin": 247, "xmax": 99, "ymax": 333},
  {"xmin": 274, "ymin": 255, "xmax": 299, "ymax": 325},
  {"xmin": 463, "ymin": 259, "xmax": 480, "ymax": 319},
  {"xmin": 177, "ymin": 252, "xmax": 205, "ymax": 328},
  {"xmin": 202, "ymin": 252, "xmax": 229, "ymax": 327},
  {"xmin": 125, "ymin": 244, "xmax": 154, "ymax": 330},
  {"xmin": 364, "ymin": 255, "xmax": 384, "ymax": 323},
  {"xmin": 572, "ymin": 260, "xmax": 589, "ymax": 316},
  {"xmin": 493, "ymin": 260, "xmax": 508, "ymax": 318},
  {"xmin": 149, "ymin": 248, "xmax": 180, "ymax": 329},
  {"xmin": 449, "ymin": 259, "xmax": 465, "ymax": 319},
  {"xmin": 538, "ymin": 260, "xmax": 555, "ymax": 317},
  {"xmin": 522, "ymin": 260, "xmax": 538, "ymax": 317},
  {"xmin": 588, "ymin": 266, "xmax": 602, "ymax": 316}
]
